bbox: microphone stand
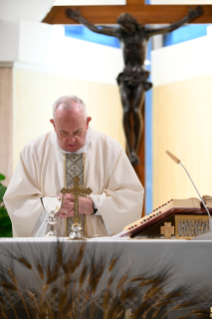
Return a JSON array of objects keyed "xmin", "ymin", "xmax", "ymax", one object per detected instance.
[{"xmin": 166, "ymin": 151, "xmax": 212, "ymax": 233}]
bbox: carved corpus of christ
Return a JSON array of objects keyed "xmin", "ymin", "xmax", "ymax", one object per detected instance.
[{"xmin": 65, "ymin": 6, "xmax": 203, "ymax": 166}]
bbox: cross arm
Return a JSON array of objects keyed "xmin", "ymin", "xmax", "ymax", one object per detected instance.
[
  {"xmin": 60, "ymin": 188, "xmax": 72, "ymax": 194},
  {"xmin": 60, "ymin": 187, "xmax": 92, "ymax": 196},
  {"xmin": 145, "ymin": 5, "xmax": 203, "ymax": 38},
  {"xmin": 43, "ymin": 5, "xmax": 212, "ymax": 25},
  {"xmin": 65, "ymin": 8, "xmax": 119, "ymax": 37},
  {"xmin": 83, "ymin": 188, "xmax": 92, "ymax": 196}
]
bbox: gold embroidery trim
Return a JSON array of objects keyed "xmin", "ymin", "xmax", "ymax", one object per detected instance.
[
  {"xmin": 83, "ymin": 153, "xmax": 87, "ymax": 236},
  {"xmin": 63, "ymin": 154, "xmax": 68, "ymax": 237},
  {"xmin": 65, "ymin": 153, "xmax": 86, "ymax": 236}
]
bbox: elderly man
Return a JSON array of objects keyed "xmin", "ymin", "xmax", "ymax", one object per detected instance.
[{"xmin": 4, "ymin": 96, "xmax": 144, "ymax": 237}]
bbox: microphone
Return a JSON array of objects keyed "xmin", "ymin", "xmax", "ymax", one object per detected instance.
[{"xmin": 166, "ymin": 150, "xmax": 212, "ymax": 232}]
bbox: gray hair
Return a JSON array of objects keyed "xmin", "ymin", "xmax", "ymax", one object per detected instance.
[{"xmin": 52, "ymin": 95, "xmax": 87, "ymax": 120}]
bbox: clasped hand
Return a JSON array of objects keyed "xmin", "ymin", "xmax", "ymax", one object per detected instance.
[
  {"xmin": 57, "ymin": 193, "xmax": 93, "ymax": 218},
  {"xmin": 188, "ymin": 6, "xmax": 203, "ymax": 19},
  {"xmin": 65, "ymin": 8, "xmax": 81, "ymax": 21}
]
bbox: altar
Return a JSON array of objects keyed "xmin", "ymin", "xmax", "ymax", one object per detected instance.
[{"xmin": 0, "ymin": 237, "xmax": 211, "ymax": 319}]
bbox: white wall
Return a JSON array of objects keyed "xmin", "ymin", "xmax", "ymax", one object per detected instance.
[
  {"xmin": 151, "ymin": 26, "xmax": 212, "ymax": 208},
  {"xmin": 152, "ymin": 27, "xmax": 212, "ymax": 87},
  {"xmin": 0, "ymin": 19, "xmax": 123, "ymax": 85},
  {"xmin": 0, "ymin": 0, "xmax": 54, "ymax": 22}
]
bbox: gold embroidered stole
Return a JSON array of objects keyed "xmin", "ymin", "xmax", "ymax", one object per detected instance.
[{"xmin": 65, "ymin": 153, "xmax": 87, "ymax": 236}]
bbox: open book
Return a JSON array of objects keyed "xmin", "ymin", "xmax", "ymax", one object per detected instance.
[{"xmin": 121, "ymin": 195, "xmax": 212, "ymax": 237}]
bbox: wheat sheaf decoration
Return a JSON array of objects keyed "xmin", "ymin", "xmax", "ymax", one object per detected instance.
[{"xmin": 0, "ymin": 241, "xmax": 210, "ymax": 319}]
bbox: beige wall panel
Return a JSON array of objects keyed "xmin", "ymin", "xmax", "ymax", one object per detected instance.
[
  {"xmin": 13, "ymin": 67, "xmax": 125, "ymax": 170},
  {"xmin": 153, "ymin": 74, "xmax": 212, "ymax": 208},
  {"xmin": 0, "ymin": 68, "xmax": 13, "ymax": 185}
]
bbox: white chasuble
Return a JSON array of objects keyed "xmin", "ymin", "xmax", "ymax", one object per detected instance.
[{"xmin": 4, "ymin": 128, "xmax": 144, "ymax": 237}]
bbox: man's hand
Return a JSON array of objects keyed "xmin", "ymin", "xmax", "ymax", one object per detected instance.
[
  {"xmin": 78, "ymin": 197, "xmax": 94, "ymax": 215},
  {"xmin": 57, "ymin": 193, "xmax": 74, "ymax": 218},
  {"xmin": 188, "ymin": 6, "xmax": 203, "ymax": 20},
  {"xmin": 65, "ymin": 8, "xmax": 81, "ymax": 21},
  {"xmin": 57, "ymin": 194, "xmax": 94, "ymax": 217}
]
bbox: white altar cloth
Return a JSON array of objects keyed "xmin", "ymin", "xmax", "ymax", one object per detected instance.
[
  {"xmin": 0, "ymin": 238, "xmax": 211, "ymax": 317},
  {"xmin": 0, "ymin": 238, "xmax": 211, "ymax": 287}
]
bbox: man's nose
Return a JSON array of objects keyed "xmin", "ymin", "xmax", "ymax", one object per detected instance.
[{"xmin": 68, "ymin": 136, "xmax": 76, "ymax": 143}]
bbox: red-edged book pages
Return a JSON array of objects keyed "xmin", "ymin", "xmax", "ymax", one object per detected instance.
[{"xmin": 121, "ymin": 196, "xmax": 212, "ymax": 238}]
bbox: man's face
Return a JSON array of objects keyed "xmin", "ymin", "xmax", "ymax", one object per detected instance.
[
  {"xmin": 50, "ymin": 104, "xmax": 91, "ymax": 152},
  {"xmin": 119, "ymin": 21, "xmax": 135, "ymax": 33}
]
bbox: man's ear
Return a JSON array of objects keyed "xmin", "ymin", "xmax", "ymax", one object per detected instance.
[
  {"xmin": 50, "ymin": 119, "xmax": 56, "ymax": 130},
  {"xmin": 86, "ymin": 117, "xmax": 92, "ymax": 128}
]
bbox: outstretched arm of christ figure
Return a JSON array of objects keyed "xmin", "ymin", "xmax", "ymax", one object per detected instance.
[
  {"xmin": 145, "ymin": 6, "xmax": 203, "ymax": 39},
  {"xmin": 65, "ymin": 8, "xmax": 120, "ymax": 37}
]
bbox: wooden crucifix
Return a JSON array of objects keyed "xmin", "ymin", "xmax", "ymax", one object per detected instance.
[
  {"xmin": 60, "ymin": 176, "xmax": 92, "ymax": 224},
  {"xmin": 63, "ymin": 6, "xmax": 202, "ymax": 167}
]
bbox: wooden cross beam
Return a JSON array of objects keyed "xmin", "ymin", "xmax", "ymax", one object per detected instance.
[{"xmin": 43, "ymin": 0, "xmax": 212, "ymax": 25}]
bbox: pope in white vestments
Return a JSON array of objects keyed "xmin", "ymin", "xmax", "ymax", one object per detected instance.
[{"xmin": 4, "ymin": 96, "xmax": 144, "ymax": 237}]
